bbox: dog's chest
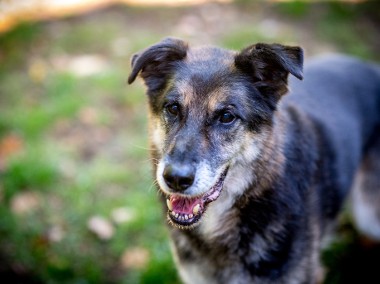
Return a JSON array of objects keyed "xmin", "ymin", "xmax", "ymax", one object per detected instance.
[
  {"xmin": 171, "ymin": 239, "xmax": 249, "ymax": 284},
  {"xmin": 197, "ymin": 194, "xmax": 236, "ymax": 239},
  {"xmin": 176, "ymin": 261, "xmax": 249, "ymax": 284},
  {"xmin": 196, "ymin": 167, "xmax": 252, "ymax": 239},
  {"xmin": 170, "ymin": 203, "xmax": 246, "ymax": 283}
]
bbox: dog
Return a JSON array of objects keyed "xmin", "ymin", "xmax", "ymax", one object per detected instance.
[{"xmin": 128, "ymin": 38, "xmax": 380, "ymax": 283}]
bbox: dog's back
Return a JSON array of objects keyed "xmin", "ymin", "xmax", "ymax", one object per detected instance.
[
  {"xmin": 287, "ymin": 55, "xmax": 380, "ymax": 154},
  {"xmin": 283, "ymin": 55, "xmax": 380, "ymax": 236}
]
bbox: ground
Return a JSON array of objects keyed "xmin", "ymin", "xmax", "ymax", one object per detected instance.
[{"xmin": 0, "ymin": 1, "xmax": 379, "ymax": 283}]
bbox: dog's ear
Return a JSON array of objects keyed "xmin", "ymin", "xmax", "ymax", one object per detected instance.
[
  {"xmin": 235, "ymin": 43, "xmax": 303, "ymax": 98},
  {"xmin": 128, "ymin": 38, "xmax": 188, "ymax": 91}
]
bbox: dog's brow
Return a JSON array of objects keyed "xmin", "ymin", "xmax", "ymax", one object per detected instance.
[
  {"xmin": 172, "ymin": 80, "xmax": 196, "ymax": 106},
  {"xmin": 206, "ymin": 88, "xmax": 233, "ymax": 111},
  {"xmin": 165, "ymin": 90, "xmax": 181, "ymax": 102}
]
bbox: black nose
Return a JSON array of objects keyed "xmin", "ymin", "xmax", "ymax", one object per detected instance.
[{"xmin": 163, "ymin": 164, "xmax": 195, "ymax": 192}]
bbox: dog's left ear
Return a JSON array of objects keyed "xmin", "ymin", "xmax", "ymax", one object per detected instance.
[{"xmin": 235, "ymin": 43, "xmax": 303, "ymax": 98}]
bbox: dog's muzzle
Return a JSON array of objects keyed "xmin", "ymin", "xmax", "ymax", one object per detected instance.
[{"xmin": 164, "ymin": 167, "xmax": 229, "ymax": 228}]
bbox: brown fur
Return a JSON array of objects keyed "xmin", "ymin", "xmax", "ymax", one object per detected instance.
[{"xmin": 129, "ymin": 38, "xmax": 380, "ymax": 283}]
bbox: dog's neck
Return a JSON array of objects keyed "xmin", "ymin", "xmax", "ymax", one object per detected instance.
[{"xmin": 186, "ymin": 120, "xmax": 288, "ymax": 243}]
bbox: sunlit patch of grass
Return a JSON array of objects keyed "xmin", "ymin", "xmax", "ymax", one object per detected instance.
[
  {"xmin": 0, "ymin": 72, "xmax": 86, "ymax": 139},
  {"xmin": 2, "ymin": 147, "xmax": 58, "ymax": 201},
  {"xmin": 318, "ymin": 20, "xmax": 372, "ymax": 60},
  {"xmin": 314, "ymin": 2, "xmax": 374, "ymax": 60},
  {"xmin": 276, "ymin": 0, "xmax": 310, "ymax": 18},
  {"xmin": 48, "ymin": 19, "xmax": 120, "ymax": 55},
  {"xmin": 220, "ymin": 23, "xmax": 296, "ymax": 51}
]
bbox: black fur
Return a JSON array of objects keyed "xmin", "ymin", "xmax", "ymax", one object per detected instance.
[
  {"xmin": 129, "ymin": 38, "xmax": 380, "ymax": 284},
  {"xmin": 128, "ymin": 37, "xmax": 188, "ymax": 91}
]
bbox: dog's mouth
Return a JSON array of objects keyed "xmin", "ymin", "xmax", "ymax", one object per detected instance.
[{"xmin": 165, "ymin": 168, "xmax": 228, "ymax": 228}]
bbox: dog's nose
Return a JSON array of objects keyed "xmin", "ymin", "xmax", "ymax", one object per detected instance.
[{"xmin": 163, "ymin": 164, "xmax": 195, "ymax": 192}]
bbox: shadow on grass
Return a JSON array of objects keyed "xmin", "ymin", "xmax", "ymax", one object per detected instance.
[{"xmin": 323, "ymin": 219, "xmax": 380, "ymax": 284}]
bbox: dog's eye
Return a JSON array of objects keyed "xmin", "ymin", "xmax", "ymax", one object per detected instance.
[
  {"xmin": 166, "ymin": 103, "xmax": 180, "ymax": 116},
  {"xmin": 219, "ymin": 111, "xmax": 236, "ymax": 124}
]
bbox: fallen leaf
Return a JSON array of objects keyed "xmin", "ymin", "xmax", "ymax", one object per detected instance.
[
  {"xmin": 0, "ymin": 134, "xmax": 23, "ymax": 160},
  {"xmin": 120, "ymin": 247, "xmax": 150, "ymax": 270},
  {"xmin": 28, "ymin": 59, "xmax": 47, "ymax": 83},
  {"xmin": 78, "ymin": 107, "xmax": 99, "ymax": 125},
  {"xmin": 66, "ymin": 55, "xmax": 108, "ymax": 77},
  {"xmin": 47, "ymin": 225, "xmax": 65, "ymax": 243},
  {"xmin": 87, "ymin": 215, "xmax": 114, "ymax": 240},
  {"xmin": 11, "ymin": 191, "xmax": 40, "ymax": 215},
  {"xmin": 111, "ymin": 207, "xmax": 136, "ymax": 224}
]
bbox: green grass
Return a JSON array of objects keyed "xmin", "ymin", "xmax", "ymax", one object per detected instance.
[
  {"xmin": 220, "ymin": 26, "xmax": 296, "ymax": 51},
  {"xmin": 0, "ymin": 15, "xmax": 179, "ymax": 284},
  {"xmin": 2, "ymin": 148, "xmax": 58, "ymax": 201},
  {"xmin": 0, "ymin": 2, "xmax": 378, "ymax": 283}
]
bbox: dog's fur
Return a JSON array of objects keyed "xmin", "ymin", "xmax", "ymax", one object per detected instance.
[{"xmin": 128, "ymin": 38, "xmax": 380, "ymax": 283}]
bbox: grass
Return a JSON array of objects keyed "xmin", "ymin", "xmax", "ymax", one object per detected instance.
[
  {"xmin": 0, "ymin": 13, "xmax": 179, "ymax": 283},
  {"xmin": 0, "ymin": 1, "xmax": 378, "ymax": 283}
]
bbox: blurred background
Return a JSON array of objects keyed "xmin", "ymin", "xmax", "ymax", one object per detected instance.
[{"xmin": 0, "ymin": 0, "xmax": 379, "ymax": 283}]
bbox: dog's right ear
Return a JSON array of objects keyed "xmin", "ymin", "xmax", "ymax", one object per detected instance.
[{"xmin": 128, "ymin": 38, "xmax": 188, "ymax": 91}]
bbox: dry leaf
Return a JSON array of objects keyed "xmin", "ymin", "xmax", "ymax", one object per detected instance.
[
  {"xmin": 47, "ymin": 225, "xmax": 65, "ymax": 242},
  {"xmin": 28, "ymin": 59, "xmax": 47, "ymax": 83},
  {"xmin": 111, "ymin": 207, "xmax": 136, "ymax": 224},
  {"xmin": 120, "ymin": 247, "xmax": 150, "ymax": 270},
  {"xmin": 78, "ymin": 107, "xmax": 99, "ymax": 125},
  {"xmin": 66, "ymin": 55, "xmax": 108, "ymax": 77},
  {"xmin": 11, "ymin": 191, "xmax": 40, "ymax": 215},
  {"xmin": 87, "ymin": 215, "xmax": 114, "ymax": 240},
  {"xmin": 0, "ymin": 134, "xmax": 23, "ymax": 160}
]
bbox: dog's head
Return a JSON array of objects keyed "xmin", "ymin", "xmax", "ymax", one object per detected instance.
[{"xmin": 128, "ymin": 38, "xmax": 303, "ymax": 229}]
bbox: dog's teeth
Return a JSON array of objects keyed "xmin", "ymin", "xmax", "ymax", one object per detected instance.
[
  {"xmin": 171, "ymin": 211, "xmax": 176, "ymax": 216},
  {"xmin": 166, "ymin": 198, "xmax": 173, "ymax": 211},
  {"xmin": 175, "ymin": 213, "xmax": 179, "ymax": 218},
  {"xmin": 185, "ymin": 215, "xmax": 189, "ymax": 220},
  {"xmin": 189, "ymin": 214, "xmax": 193, "ymax": 218},
  {"xmin": 193, "ymin": 204, "xmax": 200, "ymax": 215}
]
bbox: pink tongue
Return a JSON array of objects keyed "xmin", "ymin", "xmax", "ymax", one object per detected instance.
[{"xmin": 170, "ymin": 196, "xmax": 202, "ymax": 214}]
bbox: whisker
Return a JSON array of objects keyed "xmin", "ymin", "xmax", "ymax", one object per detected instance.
[
  {"xmin": 128, "ymin": 143, "xmax": 156, "ymax": 151},
  {"xmin": 138, "ymin": 158, "xmax": 159, "ymax": 167},
  {"xmin": 148, "ymin": 179, "xmax": 159, "ymax": 193}
]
